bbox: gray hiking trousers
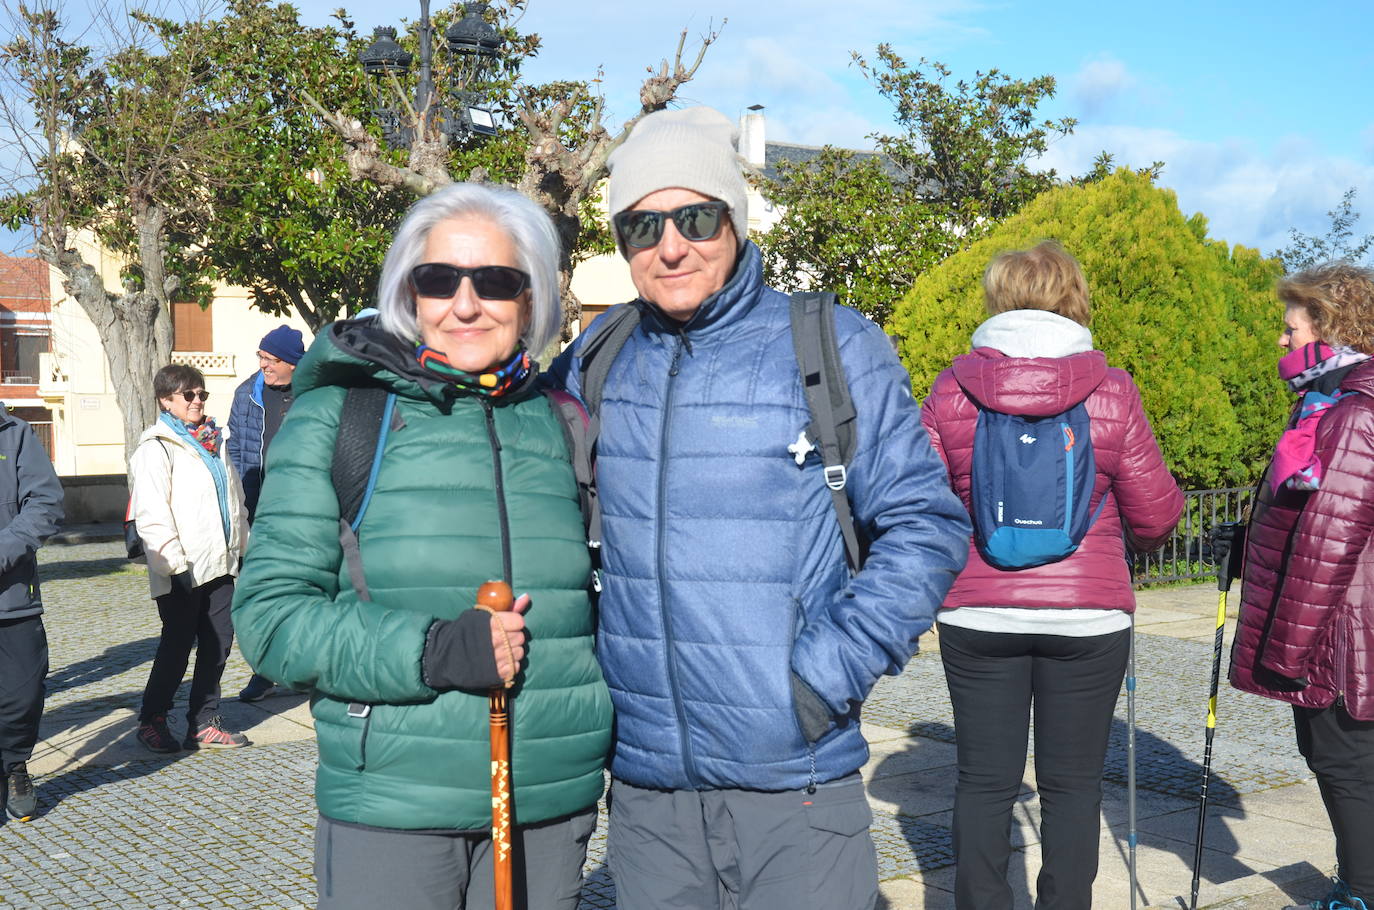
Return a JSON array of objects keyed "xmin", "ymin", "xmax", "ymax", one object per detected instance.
[
  {"xmin": 314, "ymin": 807, "xmax": 595, "ymax": 910},
  {"xmin": 607, "ymin": 774, "xmax": 878, "ymax": 910}
]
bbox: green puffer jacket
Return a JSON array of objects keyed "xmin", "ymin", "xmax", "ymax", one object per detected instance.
[{"xmin": 231, "ymin": 319, "xmax": 611, "ymax": 831}]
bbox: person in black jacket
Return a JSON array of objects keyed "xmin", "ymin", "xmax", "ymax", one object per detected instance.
[{"xmin": 0, "ymin": 403, "xmax": 64, "ymax": 821}]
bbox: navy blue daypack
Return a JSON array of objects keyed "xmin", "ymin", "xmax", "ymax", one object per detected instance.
[{"xmin": 969, "ymin": 402, "xmax": 1107, "ymax": 569}]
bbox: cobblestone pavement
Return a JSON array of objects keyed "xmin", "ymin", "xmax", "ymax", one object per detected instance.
[{"xmin": 0, "ymin": 540, "xmax": 1333, "ymax": 909}]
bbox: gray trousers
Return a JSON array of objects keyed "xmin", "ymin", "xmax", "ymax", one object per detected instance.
[
  {"xmin": 607, "ymin": 775, "xmax": 879, "ymax": 910},
  {"xmin": 314, "ymin": 808, "xmax": 596, "ymax": 910}
]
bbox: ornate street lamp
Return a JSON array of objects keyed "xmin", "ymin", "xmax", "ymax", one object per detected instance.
[{"xmin": 357, "ymin": 1, "xmax": 503, "ymax": 149}]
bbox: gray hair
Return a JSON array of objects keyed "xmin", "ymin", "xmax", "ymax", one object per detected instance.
[{"xmin": 376, "ymin": 183, "xmax": 562, "ymax": 355}]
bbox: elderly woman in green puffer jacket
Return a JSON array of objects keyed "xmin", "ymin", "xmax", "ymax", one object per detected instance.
[{"xmin": 232, "ymin": 183, "xmax": 611, "ymax": 910}]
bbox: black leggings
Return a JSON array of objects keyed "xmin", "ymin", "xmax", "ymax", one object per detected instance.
[
  {"xmin": 940, "ymin": 623, "xmax": 1130, "ymax": 910},
  {"xmin": 1293, "ymin": 703, "xmax": 1374, "ymax": 899}
]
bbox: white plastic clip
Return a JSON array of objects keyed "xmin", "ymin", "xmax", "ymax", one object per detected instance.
[
  {"xmin": 824, "ymin": 464, "xmax": 847, "ymax": 491},
  {"xmin": 788, "ymin": 430, "xmax": 817, "ymax": 467}
]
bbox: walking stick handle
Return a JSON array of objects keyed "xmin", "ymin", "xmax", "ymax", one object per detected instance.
[{"xmin": 477, "ymin": 580, "xmax": 516, "ymax": 910}]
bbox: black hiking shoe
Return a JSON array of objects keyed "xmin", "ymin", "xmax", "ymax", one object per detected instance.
[
  {"xmin": 6, "ymin": 763, "xmax": 36, "ymax": 821},
  {"xmin": 137, "ymin": 714, "xmax": 180, "ymax": 754}
]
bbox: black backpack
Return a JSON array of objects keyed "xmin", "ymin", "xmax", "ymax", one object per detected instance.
[
  {"xmin": 575, "ymin": 291, "xmax": 864, "ymax": 570},
  {"xmin": 329, "ymin": 386, "xmax": 598, "ymax": 597}
]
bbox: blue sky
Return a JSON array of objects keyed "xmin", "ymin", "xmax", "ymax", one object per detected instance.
[
  {"xmin": 6, "ymin": 0, "xmax": 1371, "ymax": 261},
  {"xmin": 484, "ymin": 0, "xmax": 1374, "ymax": 258}
]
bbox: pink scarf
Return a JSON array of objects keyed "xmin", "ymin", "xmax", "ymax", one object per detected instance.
[{"xmin": 1271, "ymin": 342, "xmax": 1369, "ymax": 493}]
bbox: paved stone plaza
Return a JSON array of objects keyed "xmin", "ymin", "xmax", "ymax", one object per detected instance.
[{"xmin": 0, "ymin": 539, "xmax": 1345, "ymax": 908}]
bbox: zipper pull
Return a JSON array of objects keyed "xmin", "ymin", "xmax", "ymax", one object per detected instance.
[
  {"xmin": 481, "ymin": 399, "xmax": 502, "ymax": 450},
  {"xmin": 669, "ymin": 335, "xmax": 686, "ymax": 377}
]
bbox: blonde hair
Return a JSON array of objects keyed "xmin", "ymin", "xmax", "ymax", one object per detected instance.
[
  {"xmin": 1278, "ymin": 261, "xmax": 1374, "ymax": 355},
  {"xmin": 983, "ymin": 240, "xmax": 1091, "ymax": 326}
]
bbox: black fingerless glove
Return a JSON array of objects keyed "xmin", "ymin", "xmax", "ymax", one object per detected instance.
[
  {"xmin": 169, "ymin": 570, "xmax": 195, "ymax": 596},
  {"xmin": 791, "ymin": 672, "xmax": 834, "ymax": 744},
  {"xmin": 422, "ymin": 610, "xmax": 504, "ymax": 691}
]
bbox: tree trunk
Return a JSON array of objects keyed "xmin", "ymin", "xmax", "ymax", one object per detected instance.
[{"xmin": 37, "ymin": 208, "xmax": 175, "ymax": 471}]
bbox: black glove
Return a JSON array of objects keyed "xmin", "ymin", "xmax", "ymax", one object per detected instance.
[
  {"xmin": 422, "ymin": 610, "xmax": 504, "ymax": 691},
  {"xmin": 169, "ymin": 570, "xmax": 195, "ymax": 596},
  {"xmin": 791, "ymin": 672, "xmax": 834, "ymax": 744}
]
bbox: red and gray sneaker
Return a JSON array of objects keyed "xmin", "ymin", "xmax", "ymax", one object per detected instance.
[
  {"xmin": 136, "ymin": 714, "xmax": 180, "ymax": 754},
  {"xmin": 184, "ymin": 715, "xmax": 250, "ymax": 750}
]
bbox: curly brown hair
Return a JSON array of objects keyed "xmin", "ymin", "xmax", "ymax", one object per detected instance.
[
  {"xmin": 983, "ymin": 240, "xmax": 1091, "ymax": 327},
  {"xmin": 1278, "ymin": 261, "xmax": 1374, "ymax": 354}
]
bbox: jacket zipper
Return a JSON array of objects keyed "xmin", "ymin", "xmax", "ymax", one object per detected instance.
[
  {"xmin": 482, "ymin": 400, "xmax": 514, "ymax": 585},
  {"xmin": 1335, "ymin": 613, "xmax": 1349, "ymax": 707},
  {"xmin": 657, "ymin": 333, "xmax": 698, "ymax": 786}
]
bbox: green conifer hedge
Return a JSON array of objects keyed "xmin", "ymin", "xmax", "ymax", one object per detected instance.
[{"xmin": 890, "ymin": 170, "xmax": 1288, "ymax": 489}]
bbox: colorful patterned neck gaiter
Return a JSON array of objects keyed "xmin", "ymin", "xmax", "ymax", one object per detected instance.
[{"xmin": 414, "ymin": 345, "xmax": 531, "ymax": 398}]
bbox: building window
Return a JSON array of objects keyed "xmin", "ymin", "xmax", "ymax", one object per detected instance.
[
  {"xmin": 0, "ymin": 327, "xmax": 49, "ymax": 385},
  {"xmin": 172, "ymin": 301, "xmax": 213, "ymax": 352}
]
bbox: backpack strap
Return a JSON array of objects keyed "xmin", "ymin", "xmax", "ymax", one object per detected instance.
[
  {"xmin": 543, "ymin": 389, "xmax": 601, "ymax": 558},
  {"xmin": 577, "ymin": 303, "xmax": 642, "ymax": 434},
  {"xmin": 331, "ymin": 386, "xmax": 397, "ymax": 606},
  {"xmin": 790, "ymin": 291, "xmax": 863, "ymax": 572}
]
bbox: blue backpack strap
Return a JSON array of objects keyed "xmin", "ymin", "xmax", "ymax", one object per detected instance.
[{"xmin": 790, "ymin": 291, "xmax": 863, "ymax": 571}]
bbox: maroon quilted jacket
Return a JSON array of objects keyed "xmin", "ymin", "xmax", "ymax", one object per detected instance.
[
  {"xmin": 921, "ymin": 348, "xmax": 1184, "ymax": 610},
  {"xmin": 1229, "ymin": 359, "xmax": 1374, "ymax": 720}
]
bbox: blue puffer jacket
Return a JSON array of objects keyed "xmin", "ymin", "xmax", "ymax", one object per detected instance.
[
  {"xmin": 227, "ymin": 372, "xmax": 266, "ymax": 515},
  {"xmin": 549, "ymin": 244, "xmax": 969, "ymax": 791}
]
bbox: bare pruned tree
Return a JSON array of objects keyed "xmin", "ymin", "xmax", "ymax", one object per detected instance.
[
  {"xmin": 0, "ymin": 0, "xmax": 242, "ymax": 458},
  {"xmin": 308, "ymin": 9, "xmax": 720, "ymax": 341}
]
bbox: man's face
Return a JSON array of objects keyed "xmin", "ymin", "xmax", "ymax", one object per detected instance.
[
  {"xmin": 258, "ymin": 351, "xmax": 295, "ymax": 385},
  {"xmin": 622, "ymin": 188, "xmax": 738, "ymax": 323}
]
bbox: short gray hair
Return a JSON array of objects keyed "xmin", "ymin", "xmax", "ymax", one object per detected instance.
[{"xmin": 376, "ymin": 183, "xmax": 562, "ymax": 355}]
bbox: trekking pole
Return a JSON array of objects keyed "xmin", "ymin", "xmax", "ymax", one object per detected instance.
[
  {"xmin": 1127, "ymin": 615, "xmax": 1138, "ymax": 910},
  {"xmin": 477, "ymin": 581, "xmax": 517, "ymax": 910},
  {"xmin": 1189, "ymin": 523, "xmax": 1245, "ymax": 910}
]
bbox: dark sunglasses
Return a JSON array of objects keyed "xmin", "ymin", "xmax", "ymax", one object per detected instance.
[
  {"xmin": 613, "ymin": 201, "xmax": 729, "ymax": 249},
  {"xmin": 179, "ymin": 389, "xmax": 210, "ymax": 402},
  {"xmin": 410, "ymin": 263, "xmax": 530, "ymax": 300}
]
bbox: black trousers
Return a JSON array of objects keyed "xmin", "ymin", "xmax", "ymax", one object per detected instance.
[
  {"xmin": 940, "ymin": 623, "xmax": 1130, "ymax": 910},
  {"xmin": 1293, "ymin": 702, "xmax": 1374, "ymax": 899},
  {"xmin": 0, "ymin": 615, "xmax": 48, "ymax": 775},
  {"xmin": 139, "ymin": 575, "xmax": 235, "ymax": 729}
]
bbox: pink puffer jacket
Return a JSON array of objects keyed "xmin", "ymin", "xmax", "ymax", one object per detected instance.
[
  {"xmin": 921, "ymin": 347, "xmax": 1183, "ymax": 610},
  {"xmin": 1229, "ymin": 360, "xmax": 1374, "ymax": 720}
]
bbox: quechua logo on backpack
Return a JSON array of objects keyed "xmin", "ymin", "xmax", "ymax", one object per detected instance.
[{"xmin": 969, "ymin": 403, "xmax": 1106, "ymax": 569}]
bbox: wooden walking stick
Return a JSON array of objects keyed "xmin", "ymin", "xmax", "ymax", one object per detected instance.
[{"xmin": 477, "ymin": 580, "xmax": 516, "ymax": 910}]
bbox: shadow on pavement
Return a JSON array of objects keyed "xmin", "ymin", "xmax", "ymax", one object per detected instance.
[
  {"xmin": 38, "ymin": 555, "xmax": 143, "ymax": 582},
  {"xmin": 46, "ymin": 636, "xmax": 158, "ymax": 694}
]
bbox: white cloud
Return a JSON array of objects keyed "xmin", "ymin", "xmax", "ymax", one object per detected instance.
[
  {"xmin": 1070, "ymin": 56, "xmax": 1136, "ymax": 117},
  {"xmin": 1038, "ymin": 124, "xmax": 1374, "ymax": 257}
]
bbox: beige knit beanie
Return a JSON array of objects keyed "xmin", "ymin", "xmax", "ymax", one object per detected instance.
[{"xmin": 607, "ymin": 106, "xmax": 748, "ymax": 253}]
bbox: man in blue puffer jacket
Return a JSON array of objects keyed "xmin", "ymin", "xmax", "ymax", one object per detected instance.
[{"xmin": 548, "ymin": 106, "xmax": 970, "ymax": 910}]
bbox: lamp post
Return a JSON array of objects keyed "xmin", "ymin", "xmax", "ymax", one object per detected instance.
[{"xmin": 358, "ymin": 1, "xmax": 502, "ymax": 150}]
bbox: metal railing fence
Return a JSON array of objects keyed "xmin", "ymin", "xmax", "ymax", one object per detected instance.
[{"xmin": 1130, "ymin": 486, "xmax": 1256, "ymax": 587}]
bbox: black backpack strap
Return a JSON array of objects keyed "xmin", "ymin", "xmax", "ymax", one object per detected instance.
[
  {"xmin": 543, "ymin": 389, "xmax": 601, "ymax": 554},
  {"xmin": 790, "ymin": 291, "xmax": 862, "ymax": 572},
  {"xmin": 577, "ymin": 303, "xmax": 642, "ymax": 433},
  {"xmin": 331, "ymin": 386, "xmax": 398, "ymax": 605}
]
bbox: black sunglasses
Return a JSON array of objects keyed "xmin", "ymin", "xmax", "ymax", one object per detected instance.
[
  {"xmin": 613, "ymin": 201, "xmax": 729, "ymax": 249},
  {"xmin": 410, "ymin": 263, "xmax": 531, "ymax": 300},
  {"xmin": 179, "ymin": 389, "xmax": 209, "ymax": 402}
]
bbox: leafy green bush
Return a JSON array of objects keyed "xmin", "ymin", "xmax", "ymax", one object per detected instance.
[{"xmin": 889, "ymin": 169, "xmax": 1288, "ymax": 489}]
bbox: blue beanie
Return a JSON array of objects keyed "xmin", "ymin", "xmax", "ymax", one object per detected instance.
[{"xmin": 259, "ymin": 325, "xmax": 305, "ymax": 365}]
